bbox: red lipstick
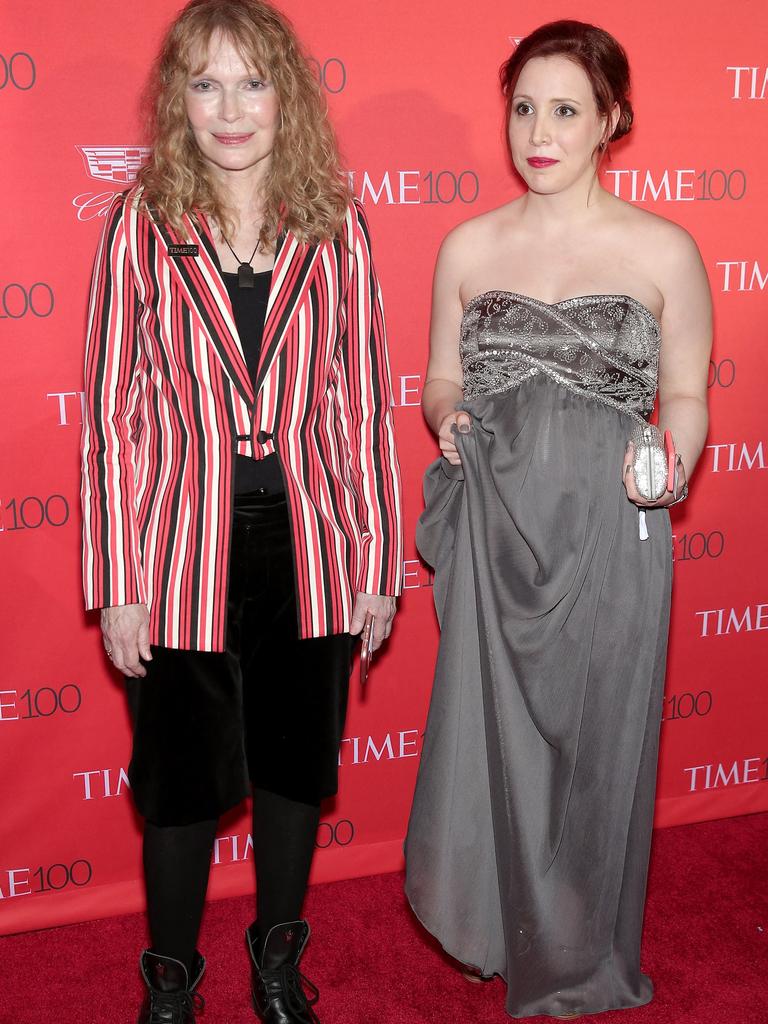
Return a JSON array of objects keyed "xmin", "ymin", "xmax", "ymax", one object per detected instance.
[
  {"xmin": 213, "ymin": 133, "xmax": 254, "ymax": 145},
  {"xmin": 527, "ymin": 157, "xmax": 559, "ymax": 168}
]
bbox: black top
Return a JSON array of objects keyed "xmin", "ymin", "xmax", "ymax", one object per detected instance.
[{"xmin": 222, "ymin": 270, "xmax": 285, "ymax": 495}]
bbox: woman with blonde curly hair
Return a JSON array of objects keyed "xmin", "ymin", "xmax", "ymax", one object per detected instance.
[{"xmin": 81, "ymin": 1, "xmax": 402, "ymax": 1020}]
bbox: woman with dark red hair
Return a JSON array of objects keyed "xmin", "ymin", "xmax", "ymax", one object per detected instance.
[{"xmin": 405, "ymin": 20, "xmax": 711, "ymax": 1019}]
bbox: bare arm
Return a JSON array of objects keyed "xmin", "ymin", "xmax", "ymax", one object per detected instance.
[
  {"xmin": 423, "ymin": 230, "xmax": 472, "ymax": 463},
  {"xmin": 623, "ymin": 225, "xmax": 712, "ymax": 506},
  {"xmin": 655, "ymin": 230, "xmax": 712, "ymax": 476}
]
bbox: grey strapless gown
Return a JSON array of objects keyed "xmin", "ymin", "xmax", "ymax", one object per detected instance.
[{"xmin": 405, "ymin": 292, "xmax": 672, "ymax": 1019}]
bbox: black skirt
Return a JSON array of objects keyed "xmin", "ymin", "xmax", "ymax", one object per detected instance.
[{"xmin": 125, "ymin": 492, "xmax": 353, "ymax": 826}]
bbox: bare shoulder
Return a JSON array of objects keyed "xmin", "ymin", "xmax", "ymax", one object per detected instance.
[
  {"xmin": 609, "ymin": 202, "xmax": 711, "ymax": 337},
  {"xmin": 614, "ymin": 199, "xmax": 703, "ymax": 269},
  {"xmin": 437, "ymin": 198, "xmax": 523, "ymax": 271}
]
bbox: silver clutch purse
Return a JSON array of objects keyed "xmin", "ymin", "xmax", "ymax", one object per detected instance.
[{"xmin": 630, "ymin": 424, "xmax": 667, "ymax": 501}]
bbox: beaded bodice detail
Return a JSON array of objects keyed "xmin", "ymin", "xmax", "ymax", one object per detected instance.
[{"xmin": 460, "ymin": 291, "xmax": 661, "ymax": 423}]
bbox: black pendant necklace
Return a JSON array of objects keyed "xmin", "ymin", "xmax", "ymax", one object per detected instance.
[{"xmin": 222, "ymin": 237, "xmax": 260, "ymax": 289}]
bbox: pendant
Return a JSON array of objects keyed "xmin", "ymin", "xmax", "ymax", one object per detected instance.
[{"xmin": 238, "ymin": 263, "xmax": 255, "ymax": 289}]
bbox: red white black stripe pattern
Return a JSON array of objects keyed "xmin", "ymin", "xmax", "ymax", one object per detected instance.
[{"xmin": 81, "ymin": 188, "xmax": 403, "ymax": 650}]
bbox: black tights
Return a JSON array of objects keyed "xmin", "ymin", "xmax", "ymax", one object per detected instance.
[
  {"xmin": 143, "ymin": 788, "xmax": 320, "ymax": 972},
  {"xmin": 143, "ymin": 818, "xmax": 217, "ymax": 976},
  {"xmin": 252, "ymin": 788, "xmax": 320, "ymax": 952}
]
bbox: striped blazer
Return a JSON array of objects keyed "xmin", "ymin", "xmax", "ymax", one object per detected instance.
[{"xmin": 81, "ymin": 187, "xmax": 403, "ymax": 651}]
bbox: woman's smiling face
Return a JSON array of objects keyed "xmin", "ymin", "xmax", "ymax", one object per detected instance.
[{"xmin": 184, "ymin": 32, "xmax": 281, "ymax": 181}]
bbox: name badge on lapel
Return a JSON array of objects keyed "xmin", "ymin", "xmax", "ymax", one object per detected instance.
[{"xmin": 168, "ymin": 244, "xmax": 199, "ymax": 258}]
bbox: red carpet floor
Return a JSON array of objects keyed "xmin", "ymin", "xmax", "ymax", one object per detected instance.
[{"xmin": 2, "ymin": 813, "xmax": 766, "ymax": 1024}]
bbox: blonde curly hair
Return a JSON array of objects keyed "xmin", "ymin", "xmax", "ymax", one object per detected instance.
[{"xmin": 138, "ymin": 0, "xmax": 350, "ymax": 246}]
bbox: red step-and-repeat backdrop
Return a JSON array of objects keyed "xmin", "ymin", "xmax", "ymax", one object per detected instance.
[{"xmin": 1, "ymin": 0, "xmax": 766, "ymax": 934}]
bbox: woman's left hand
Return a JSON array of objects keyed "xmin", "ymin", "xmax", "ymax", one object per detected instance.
[
  {"xmin": 622, "ymin": 441, "xmax": 687, "ymax": 509},
  {"xmin": 350, "ymin": 592, "xmax": 397, "ymax": 651}
]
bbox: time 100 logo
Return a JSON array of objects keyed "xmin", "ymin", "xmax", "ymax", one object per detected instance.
[
  {"xmin": 0, "ymin": 53, "xmax": 36, "ymax": 90},
  {"xmin": 0, "ymin": 282, "xmax": 54, "ymax": 319},
  {"xmin": 350, "ymin": 169, "xmax": 480, "ymax": 206}
]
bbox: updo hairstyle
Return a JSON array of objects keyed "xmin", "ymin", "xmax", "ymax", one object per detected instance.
[{"xmin": 500, "ymin": 20, "xmax": 634, "ymax": 147}]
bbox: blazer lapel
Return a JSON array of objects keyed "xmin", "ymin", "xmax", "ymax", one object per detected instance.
[
  {"xmin": 149, "ymin": 211, "xmax": 254, "ymax": 407},
  {"xmin": 253, "ymin": 229, "xmax": 324, "ymax": 394}
]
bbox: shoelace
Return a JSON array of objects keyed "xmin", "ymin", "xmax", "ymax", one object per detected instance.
[
  {"xmin": 262, "ymin": 963, "xmax": 320, "ymax": 1024},
  {"xmin": 150, "ymin": 988, "xmax": 205, "ymax": 1023}
]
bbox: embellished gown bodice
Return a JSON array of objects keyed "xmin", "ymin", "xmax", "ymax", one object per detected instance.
[{"xmin": 460, "ymin": 291, "xmax": 661, "ymax": 421}]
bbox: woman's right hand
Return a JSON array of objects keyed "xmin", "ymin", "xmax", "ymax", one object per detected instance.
[
  {"xmin": 438, "ymin": 410, "xmax": 472, "ymax": 465},
  {"xmin": 100, "ymin": 603, "xmax": 152, "ymax": 678}
]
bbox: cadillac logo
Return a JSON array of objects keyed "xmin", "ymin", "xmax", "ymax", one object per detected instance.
[{"xmin": 76, "ymin": 145, "xmax": 151, "ymax": 184}]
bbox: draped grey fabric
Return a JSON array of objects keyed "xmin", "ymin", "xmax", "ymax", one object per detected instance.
[{"xmin": 405, "ymin": 294, "xmax": 672, "ymax": 1019}]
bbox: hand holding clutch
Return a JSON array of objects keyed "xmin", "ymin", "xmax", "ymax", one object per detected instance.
[{"xmin": 624, "ymin": 425, "xmax": 688, "ymax": 507}]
